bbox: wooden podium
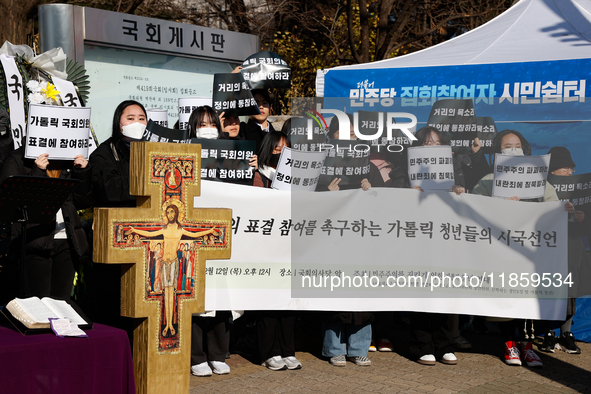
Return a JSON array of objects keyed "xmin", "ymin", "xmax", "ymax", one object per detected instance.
[{"xmin": 93, "ymin": 142, "xmax": 231, "ymax": 394}]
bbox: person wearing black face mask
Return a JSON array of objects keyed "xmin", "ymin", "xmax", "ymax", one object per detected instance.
[{"xmin": 253, "ymin": 131, "xmax": 291, "ymax": 188}]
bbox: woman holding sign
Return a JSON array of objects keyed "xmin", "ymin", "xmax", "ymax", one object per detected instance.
[
  {"xmin": 406, "ymin": 127, "xmax": 459, "ymax": 366},
  {"xmin": 472, "ymin": 130, "xmax": 574, "ymax": 367},
  {"xmin": 189, "ymin": 106, "xmax": 258, "ymax": 171},
  {"xmin": 253, "ymin": 131, "xmax": 291, "ymax": 188},
  {"xmin": 0, "ymin": 147, "xmax": 92, "ymax": 300},
  {"xmin": 185, "ymin": 105, "xmax": 240, "ymax": 377},
  {"xmin": 89, "ymin": 99, "xmax": 148, "ymax": 336},
  {"xmin": 251, "ymin": 131, "xmax": 302, "ymax": 371},
  {"xmin": 536, "ymin": 146, "xmax": 584, "ymax": 355}
]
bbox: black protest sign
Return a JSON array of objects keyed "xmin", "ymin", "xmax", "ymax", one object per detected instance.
[
  {"xmin": 144, "ymin": 120, "xmax": 190, "ymax": 143},
  {"xmin": 190, "ymin": 138, "xmax": 256, "ymax": 185},
  {"xmin": 212, "ymin": 73, "xmax": 260, "ymax": 117},
  {"xmin": 288, "ymin": 116, "xmax": 328, "ymax": 152},
  {"xmin": 317, "ymin": 140, "xmax": 371, "ymax": 189},
  {"xmin": 427, "ymin": 99, "xmax": 477, "ymax": 154},
  {"xmin": 241, "ymin": 51, "xmax": 291, "ymax": 89},
  {"xmin": 548, "ymin": 172, "xmax": 591, "ymax": 232}
]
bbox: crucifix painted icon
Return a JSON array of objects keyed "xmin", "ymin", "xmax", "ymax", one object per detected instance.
[{"xmin": 93, "ymin": 142, "xmax": 231, "ymax": 393}]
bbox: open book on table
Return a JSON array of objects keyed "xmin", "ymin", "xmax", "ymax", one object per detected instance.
[{"xmin": 5, "ymin": 297, "xmax": 90, "ymax": 330}]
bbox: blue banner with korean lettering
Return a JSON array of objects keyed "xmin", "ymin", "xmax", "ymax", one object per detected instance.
[{"xmin": 323, "ymin": 58, "xmax": 591, "ymax": 122}]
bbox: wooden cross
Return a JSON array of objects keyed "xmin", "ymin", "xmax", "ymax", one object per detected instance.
[{"xmin": 93, "ymin": 142, "xmax": 231, "ymax": 394}]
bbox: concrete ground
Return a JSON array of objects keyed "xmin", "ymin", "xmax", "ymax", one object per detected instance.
[{"xmin": 189, "ymin": 322, "xmax": 591, "ymax": 393}]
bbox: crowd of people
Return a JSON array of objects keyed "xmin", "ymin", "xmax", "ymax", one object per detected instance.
[{"xmin": 0, "ymin": 90, "xmax": 586, "ymax": 378}]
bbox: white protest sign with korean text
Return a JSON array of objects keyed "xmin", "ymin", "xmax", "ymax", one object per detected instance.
[
  {"xmin": 0, "ymin": 54, "xmax": 26, "ymax": 149},
  {"xmin": 178, "ymin": 97, "xmax": 211, "ymax": 130},
  {"xmin": 52, "ymin": 76, "xmax": 98, "ymax": 155},
  {"xmin": 271, "ymin": 147, "xmax": 327, "ymax": 191},
  {"xmin": 407, "ymin": 145, "xmax": 455, "ymax": 190},
  {"xmin": 146, "ymin": 108, "xmax": 168, "ymax": 127},
  {"xmin": 196, "ymin": 181, "xmax": 568, "ymax": 320},
  {"xmin": 25, "ymin": 104, "xmax": 91, "ymax": 160},
  {"xmin": 493, "ymin": 154, "xmax": 551, "ymax": 199}
]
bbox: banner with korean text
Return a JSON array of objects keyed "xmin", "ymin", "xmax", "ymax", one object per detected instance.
[{"xmin": 196, "ymin": 181, "xmax": 568, "ymax": 320}]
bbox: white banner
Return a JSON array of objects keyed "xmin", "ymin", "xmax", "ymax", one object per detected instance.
[
  {"xmin": 0, "ymin": 54, "xmax": 26, "ymax": 149},
  {"xmin": 271, "ymin": 147, "xmax": 327, "ymax": 191},
  {"xmin": 146, "ymin": 108, "xmax": 168, "ymax": 127},
  {"xmin": 195, "ymin": 181, "xmax": 569, "ymax": 320},
  {"xmin": 493, "ymin": 154, "xmax": 551, "ymax": 199},
  {"xmin": 178, "ymin": 97, "xmax": 211, "ymax": 130},
  {"xmin": 407, "ymin": 145, "xmax": 455, "ymax": 190},
  {"xmin": 25, "ymin": 104, "xmax": 91, "ymax": 160}
]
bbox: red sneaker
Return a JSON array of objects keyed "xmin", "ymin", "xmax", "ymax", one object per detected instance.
[
  {"xmin": 518, "ymin": 342, "xmax": 543, "ymax": 367},
  {"xmin": 504, "ymin": 340, "xmax": 521, "ymax": 366}
]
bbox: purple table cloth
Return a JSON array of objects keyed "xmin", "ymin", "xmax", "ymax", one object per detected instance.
[{"xmin": 0, "ymin": 323, "xmax": 135, "ymax": 394}]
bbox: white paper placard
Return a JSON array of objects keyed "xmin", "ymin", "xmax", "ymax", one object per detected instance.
[
  {"xmin": 146, "ymin": 107, "xmax": 168, "ymax": 127},
  {"xmin": 272, "ymin": 147, "xmax": 327, "ymax": 191},
  {"xmin": 24, "ymin": 104, "xmax": 91, "ymax": 160},
  {"xmin": 178, "ymin": 97, "xmax": 212, "ymax": 130},
  {"xmin": 492, "ymin": 154, "xmax": 551, "ymax": 199},
  {"xmin": 407, "ymin": 145, "xmax": 455, "ymax": 190}
]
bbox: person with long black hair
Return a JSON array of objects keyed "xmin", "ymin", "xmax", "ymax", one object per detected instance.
[
  {"xmin": 250, "ymin": 131, "xmax": 301, "ymax": 371},
  {"xmin": 89, "ymin": 100, "xmax": 148, "ymax": 335},
  {"xmin": 253, "ymin": 131, "xmax": 290, "ymax": 188},
  {"xmin": 90, "ymin": 100, "xmax": 148, "ymax": 208}
]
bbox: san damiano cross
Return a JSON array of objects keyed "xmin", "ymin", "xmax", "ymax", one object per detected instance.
[{"xmin": 93, "ymin": 142, "xmax": 231, "ymax": 394}]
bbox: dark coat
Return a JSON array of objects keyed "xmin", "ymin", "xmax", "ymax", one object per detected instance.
[
  {"xmin": 240, "ymin": 118, "xmax": 276, "ymax": 154},
  {"xmin": 0, "ymin": 148, "xmax": 92, "ymax": 257},
  {"xmin": 90, "ymin": 137, "xmax": 136, "ymax": 208}
]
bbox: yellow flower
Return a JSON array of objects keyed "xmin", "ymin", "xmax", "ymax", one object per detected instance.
[{"xmin": 41, "ymin": 83, "xmax": 60, "ymax": 101}]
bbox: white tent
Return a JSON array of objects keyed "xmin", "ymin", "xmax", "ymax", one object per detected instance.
[{"xmin": 316, "ymin": 0, "xmax": 591, "ymax": 96}]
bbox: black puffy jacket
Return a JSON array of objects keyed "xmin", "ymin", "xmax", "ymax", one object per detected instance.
[{"xmin": 0, "ymin": 147, "xmax": 93, "ymax": 256}]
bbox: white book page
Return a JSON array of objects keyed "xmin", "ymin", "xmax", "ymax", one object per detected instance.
[
  {"xmin": 41, "ymin": 298, "xmax": 86, "ymax": 325},
  {"xmin": 14, "ymin": 297, "xmax": 55, "ymax": 323}
]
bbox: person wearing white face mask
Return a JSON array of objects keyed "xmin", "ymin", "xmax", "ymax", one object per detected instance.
[
  {"xmin": 187, "ymin": 105, "xmax": 224, "ymax": 140},
  {"xmin": 186, "ymin": 105, "xmax": 242, "ymax": 377},
  {"xmin": 90, "ymin": 100, "xmax": 148, "ymax": 208},
  {"xmin": 472, "ymin": 129, "xmax": 561, "ymax": 202},
  {"xmin": 472, "ymin": 129, "xmax": 575, "ymax": 368},
  {"xmin": 88, "ymin": 100, "xmax": 148, "ymax": 340}
]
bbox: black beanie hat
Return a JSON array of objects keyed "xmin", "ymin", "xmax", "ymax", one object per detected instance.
[{"xmin": 548, "ymin": 146, "xmax": 576, "ymax": 172}]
